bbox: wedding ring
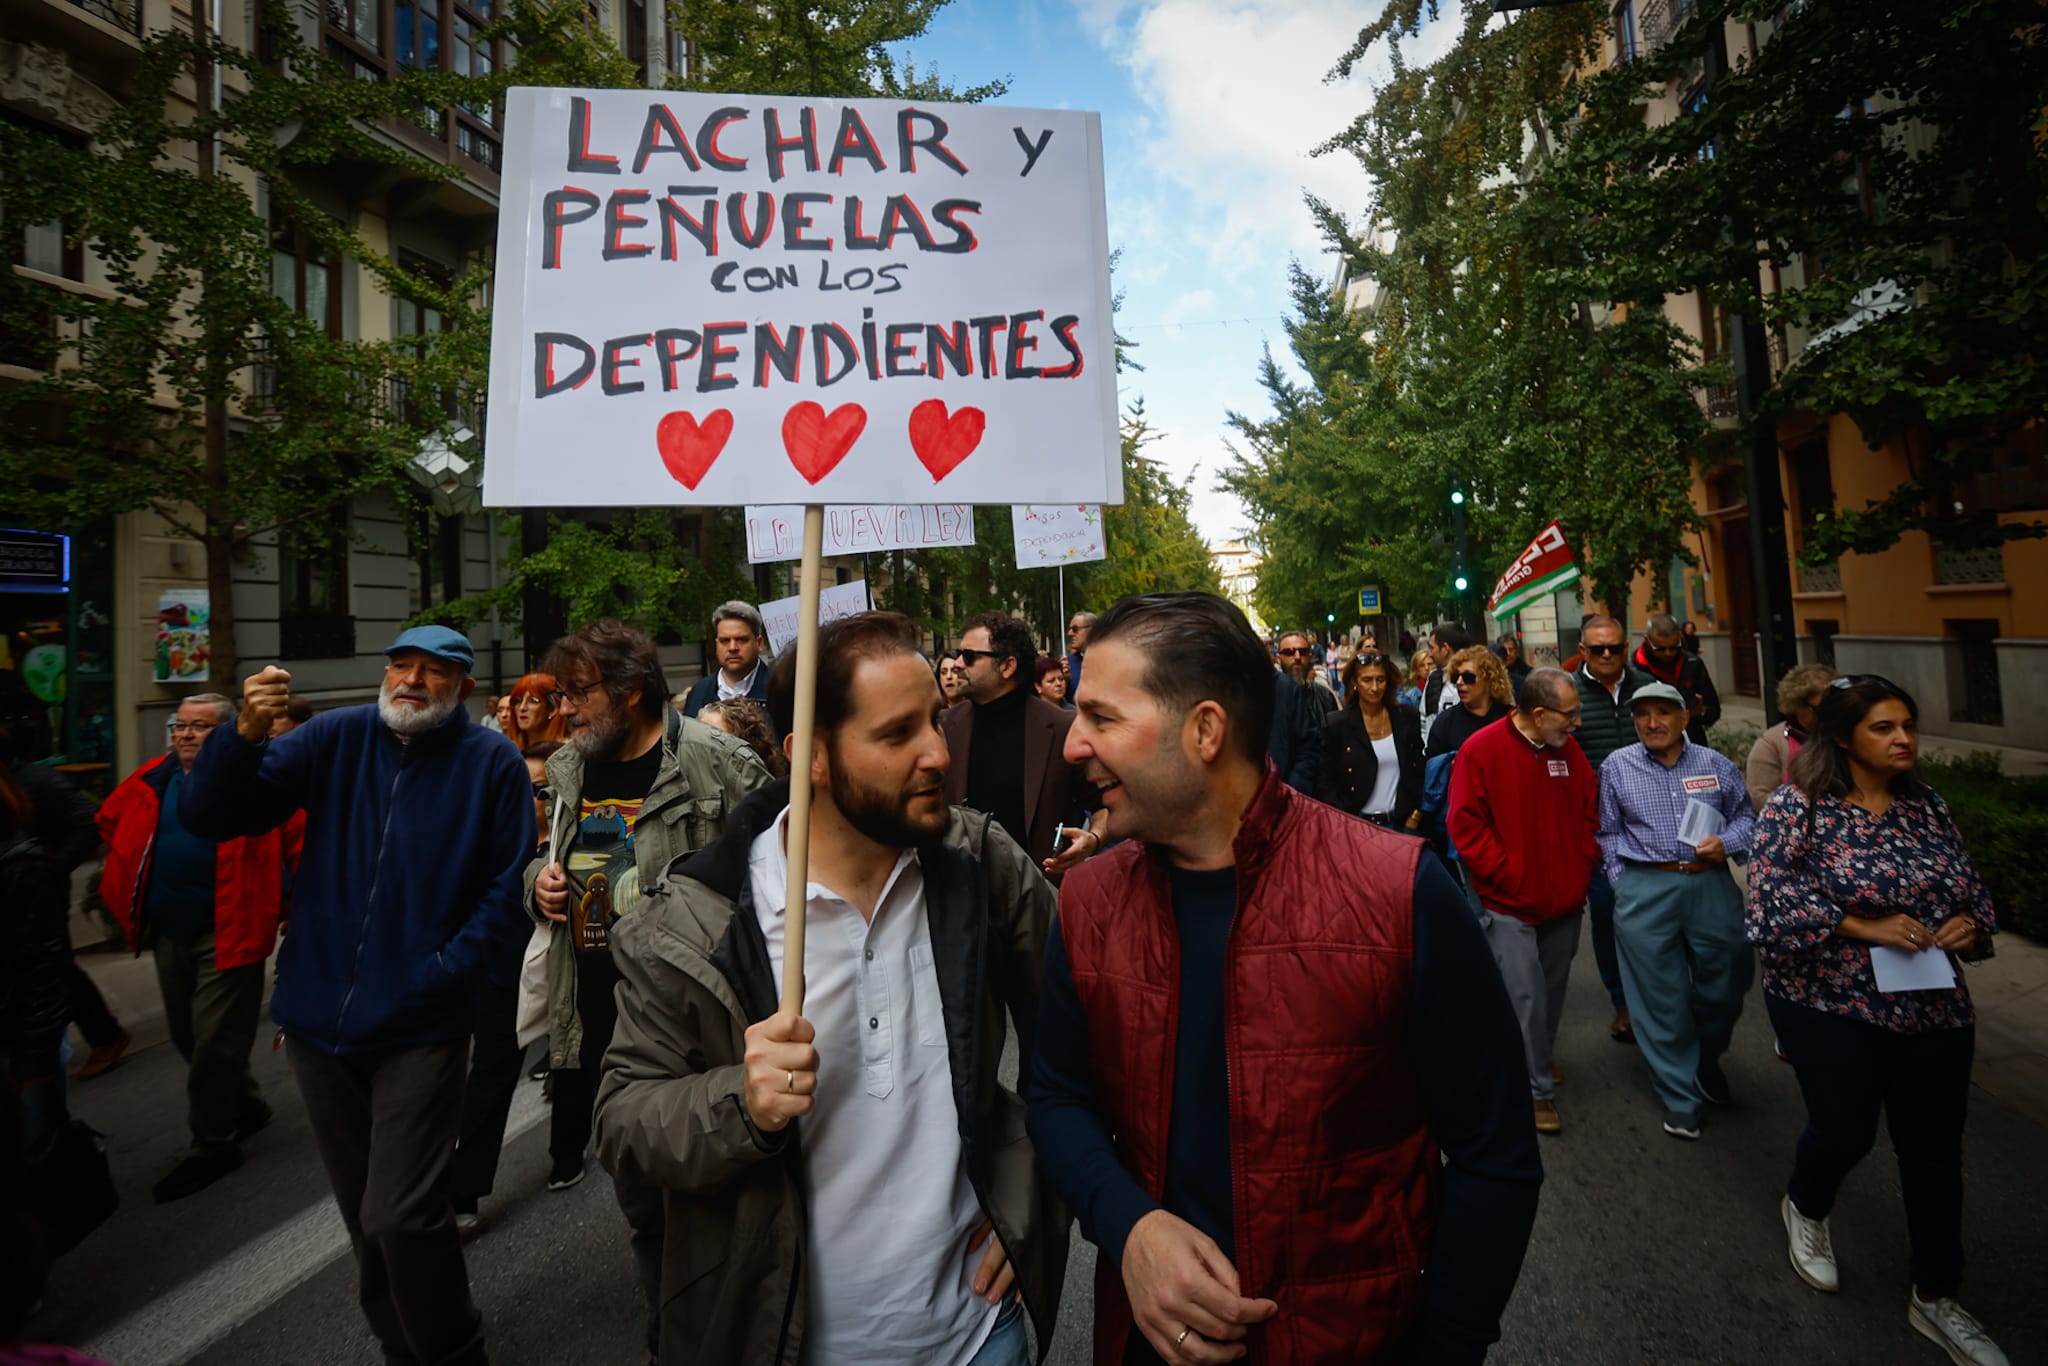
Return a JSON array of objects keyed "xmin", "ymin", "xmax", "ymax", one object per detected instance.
[
  {"xmin": 1176, "ymin": 1326, "xmax": 1191, "ymax": 1347},
  {"xmin": 786, "ymin": 1070, "xmax": 795, "ymax": 1092}
]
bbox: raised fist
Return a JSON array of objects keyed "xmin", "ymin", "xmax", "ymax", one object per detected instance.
[{"xmin": 240, "ymin": 665, "xmax": 293, "ymax": 742}]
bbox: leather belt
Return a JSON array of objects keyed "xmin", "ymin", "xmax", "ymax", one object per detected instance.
[{"xmin": 1625, "ymin": 859, "xmax": 1715, "ymax": 875}]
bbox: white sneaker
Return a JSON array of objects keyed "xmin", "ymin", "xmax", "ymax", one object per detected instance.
[
  {"xmin": 1909, "ymin": 1290, "xmax": 2009, "ymax": 1366},
  {"xmin": 1781, "ymin": 1195, "xmax": 1838, "ymax": 1292}
]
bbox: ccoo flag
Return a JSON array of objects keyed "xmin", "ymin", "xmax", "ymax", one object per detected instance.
[{"xmin": 1488, "ymin": 521, "xmax": 1582, "ymax": 619}]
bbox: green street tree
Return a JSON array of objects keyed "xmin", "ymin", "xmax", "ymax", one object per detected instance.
[
  {"xmin": 1228, "ymin": 1, "xmax": 1711, "ymax": 629},
  {"xmin": 1550, "ymin": 0, "xmax": 2048, "ymax": 560}
]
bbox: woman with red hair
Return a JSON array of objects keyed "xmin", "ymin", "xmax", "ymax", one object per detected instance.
[{"xmin": 506, "ymin": 674, "xmax": 568, "ymax": 750}]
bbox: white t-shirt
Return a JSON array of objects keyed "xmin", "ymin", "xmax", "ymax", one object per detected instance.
[
  {"xmin": 1364, "ymin": 732, "xmax": 1401, "ymax": 816},
  {"xmin": 749, "ymin": 810, "xmax": 998, "ymax": 1366}
]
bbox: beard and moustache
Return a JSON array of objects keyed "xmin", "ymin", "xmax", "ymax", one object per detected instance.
[
  {"xmin": 828, "ymin": 740, "xmax": 948, "ymax": 849},
  {"xmin": 379, "ymin": 677, "xmax": 463, "ymax": 737}
]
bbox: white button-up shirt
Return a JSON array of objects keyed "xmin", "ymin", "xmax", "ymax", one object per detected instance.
[
  {"xmin": 718, "ymin": 659, "xmax": 764, "ymax": 702},
  {"xmin": 749, "ymin": 809, "xmax": 996, "ymax": 1366}
]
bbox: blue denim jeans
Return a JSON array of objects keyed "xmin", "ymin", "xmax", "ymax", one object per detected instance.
[{"xmin": 965, "ymin": 1297, "xmax": 1029, "ymax": 1366}]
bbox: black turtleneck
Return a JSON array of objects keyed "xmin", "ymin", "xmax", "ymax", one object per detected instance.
[{"xmin": 965, "ymin": 682, "xmax": 1030, "ymax": 849}]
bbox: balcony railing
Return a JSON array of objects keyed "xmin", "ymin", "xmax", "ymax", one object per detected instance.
[
  {"xmin": 61, "ymin": 0, "xmax": 143, "ymax": 37},
  {"xmin": 1702, "ymin": 383, "xmax": 1740, "ymax": 422},
  {"xmin": 1796, "ymin": 558, "xmax": 1841, "ymax": 593},
  {"xmin": 1932, "ymin": 541, "xmax": 2005, "ymax": 586}
]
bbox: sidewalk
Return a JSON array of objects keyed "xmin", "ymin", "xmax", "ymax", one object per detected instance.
[{"xmin": 1717, "ymin": 698, "xmax": 2048, "ymax": 777}]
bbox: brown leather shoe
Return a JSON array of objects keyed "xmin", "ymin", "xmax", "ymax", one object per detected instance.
[
  {"xmin": 76, "ymin": 1027, "xmax": 132, "ymax": 1080},
  {"xmin": 1533, "ymin": 1098, "xmax": 1562, "ymax": 1135},
  {"xmin": 1610, "ymin": 1010, "xmax": 1635, "ymax": 1045}
]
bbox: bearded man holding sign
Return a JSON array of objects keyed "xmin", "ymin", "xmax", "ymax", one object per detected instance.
[{"xmin": 594, "ymin": 612, "xmax": 1067, "ymax": 1365}]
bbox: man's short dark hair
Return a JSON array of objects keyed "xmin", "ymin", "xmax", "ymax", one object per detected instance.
[
  {"xmin": 1646, "ymin": 613, "xmax": 1680, "ymax": 639},
  {"xmin": 1087, "ymin": 592, "xmax": 1274, "ymax": 767},
  {"xmin": 286, "ymin": 697, "xmax": 315, "ymax": 725},
  {"xmin": 1519, "ymin": 667, "xmax": 1578, "ymax": 715},
  {"xmin": 960, "ymin": 612, "xmax": 1036, "ymax": 671},
  {"xmin": 542, "ymin": 620, "xmax": 671, "ymax": 724},
  {"xmin": 768, "ymin": 612, "xmax": 929, "ymax": 738},
  {"xmin": 1431, "ymin": 623, "xmax": 1472, "ymax": 651}
]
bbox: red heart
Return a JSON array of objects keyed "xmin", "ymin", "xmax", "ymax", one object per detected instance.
[
  {"xmin": 655, "ymin": 409, "xmax": 733, "ymax": 490},
  {"xmin": 908, "ymin": 399, "xmax": 986, "ymax": 482},
  {"xmin": 781, "ymin": 402, "xmax": 867, "ymax": 484}
]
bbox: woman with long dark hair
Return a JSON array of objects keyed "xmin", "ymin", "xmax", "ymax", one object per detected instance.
[
  {"xmin": 1314, "ymin": 651, "xmax": 1424, "ymax": 831},
  {"xmin": 1747, "ymin": 676, "xmax": 2006, "ymax": 1366}
]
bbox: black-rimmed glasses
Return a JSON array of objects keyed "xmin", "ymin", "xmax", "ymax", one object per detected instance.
[
  {"xmin": 955, "ymin": 648, "xmax": 1000, "ymax": 665},
  {"xmin": 546, "ymin": 681, "xmax": 602, "ymax": 709}
]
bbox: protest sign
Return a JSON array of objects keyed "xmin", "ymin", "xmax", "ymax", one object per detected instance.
[
  {"xmin": 746, "ymin": 503, "xmax": 974, "ymax": 563},
  {"xmin": 483, "ymin": 89, "xmax": 1121, "ymax": 508},
  {"xmin": 1011, "ymin": 504, "xmax": 1105, "ymax": 569},
  {"xmin": 758, "ymin": 578, "xmax": 872, "ymax": 654}
]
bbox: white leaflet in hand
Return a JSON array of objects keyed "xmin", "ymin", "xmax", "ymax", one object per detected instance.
[
  {"xmin": 1677, "ymin": 797, "xmax": 1725, "ymax": 847},
  {"xmin": 1870, "ymin": 944, "xmax": 1958, "ymax": 993}
]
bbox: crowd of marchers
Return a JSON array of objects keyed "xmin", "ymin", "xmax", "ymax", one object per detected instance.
[{"xmin": 0, "ymin": 591, "xmax": 2012, "ymax": 1366}]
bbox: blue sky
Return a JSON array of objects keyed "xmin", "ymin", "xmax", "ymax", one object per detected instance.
[{"xmin": 894, "ymin": 0, "xmax": 1400, "ymax": 542}]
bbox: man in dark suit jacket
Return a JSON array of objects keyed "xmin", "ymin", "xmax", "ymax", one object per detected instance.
[
  {"xmin": 941, "ymin": 612, "xmax": 1104, "ymax": 874},
  {"xmin": 678, "ymin": 601, "xmax": 773, "ymax": 732}
]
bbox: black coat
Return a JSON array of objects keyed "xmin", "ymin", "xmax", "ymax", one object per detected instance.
[
  {"xmin": 1266, "ymin": 673, "xmax": 1321, "ymax": 793},
  {"xmin": 0, "ymin": 835, "xmax": 72, "ymax": 1081},
  {"xmin": 1314, "ymin": 702, "xmax": 1425, "ymax": 827}
]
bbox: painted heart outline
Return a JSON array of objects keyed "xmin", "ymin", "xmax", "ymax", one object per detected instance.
[
  {"xmin": 655, "ymin": 409, "xmax": 733, "ymax": 490},
  {"xmin": 908, "ymin": 399, "xmax": 987, "ymax": 483},
  {"xmin": 782, "ymin": 401, "xmax": 868, "ymax": 484}
]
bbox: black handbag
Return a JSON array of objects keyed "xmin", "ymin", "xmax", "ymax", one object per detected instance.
[{"xmin": 27, "ymin": 1117, "xmax": 119, "ymax": 1256}]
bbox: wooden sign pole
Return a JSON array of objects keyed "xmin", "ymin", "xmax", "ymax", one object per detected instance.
[{"xmin": 778, "ymin": 504, "xmax": 826, "ymax": 1016}]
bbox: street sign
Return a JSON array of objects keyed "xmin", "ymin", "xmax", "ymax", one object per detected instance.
[{"xmin": 1358, "ymin": 585, "xmax": 1382, "ymax": 614}]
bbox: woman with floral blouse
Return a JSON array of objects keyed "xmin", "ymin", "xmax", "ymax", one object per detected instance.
[{"xmin": 1748, "ymin": 675, "xmax": 2005, "ymax": 1366}]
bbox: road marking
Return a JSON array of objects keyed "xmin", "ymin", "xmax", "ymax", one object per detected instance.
[{"xmin": 82, "ymin": 1080, "xmax": 552, "ymax": 1366}]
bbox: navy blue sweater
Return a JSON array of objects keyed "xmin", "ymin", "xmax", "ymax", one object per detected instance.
[
  {"xmin": 182, "ymin": 703, "xmax": 535, "ymax": 1055},
  {"xmin": 1029, "ymin": 854, "xmax": 1542, "ymax": 1365}
]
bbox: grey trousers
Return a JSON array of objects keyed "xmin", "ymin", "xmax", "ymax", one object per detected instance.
[
  {"xmin": 152, "ymin": 932, "xmax": 267, "ymax": 1152},
  {"xmin": 1480, "ymin": 909, "xmax": 1583, "ymax": 1100},
  {"xmin": 288, "ymin": 1035, "xmax": 485, "ymax": 1366}
]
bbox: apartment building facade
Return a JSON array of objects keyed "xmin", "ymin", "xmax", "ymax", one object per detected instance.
[{"xmin": 1, "ymin": 0, "xmax": 766, "ymax": 791}]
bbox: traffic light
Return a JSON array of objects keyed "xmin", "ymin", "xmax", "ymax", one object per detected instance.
[
  {"xmin": 1454, "ymin": 572, "xmax": 1470, "ymax": 592},
  {"xmin": 1450, "ymin": 489, "xmax": 1466, "ymax": 506}
]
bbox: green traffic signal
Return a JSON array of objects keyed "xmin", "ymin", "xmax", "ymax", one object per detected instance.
[
  {"xmin": 1450, "ymin": 489, "xmax": 1466, "ymax": 506},
  {"xmin": 1454, "ymin": 574, "xmax": 1470, "ymax": 592}
]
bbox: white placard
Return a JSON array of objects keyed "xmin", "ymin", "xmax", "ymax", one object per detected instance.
[
  {"xmin": 1011, "ymin": 504, "xmax": 1105, "ymax": 569},
  {"xmin": 1869, "ymin": 944, "xmax": 1958, "ymax": 993},
  {"xmin": 758, "ymin": 579, "xmax": 873, "ymax": 655},
  {"xmin": 745, "ymin": 503, "xmax": 974, "ymax": 563},
  {"xmin": 483, "ymin": 89, "xmax": 1122, "ymax": 507}
]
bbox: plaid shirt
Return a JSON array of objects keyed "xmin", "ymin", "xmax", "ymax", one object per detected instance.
[{"xmin": 1597, "ymin": 740, "xmax": 1756, "ymax": 884}]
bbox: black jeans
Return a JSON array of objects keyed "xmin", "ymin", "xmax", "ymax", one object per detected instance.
[
  {"xmin": 69, "ymin": 959, "xmax": 123, "ymax": 1048},
  {"xmin": 288, "ymin": 1035, "xmax": 485, "ymax": 1366},
  {"xmin": 447, "ymin": 978, "xmax": 527, "ymax": 1204},
  {"xmin": 550, "ymin": 948, "xmax": 664, "ymax": 1356},
  {"xmin": 1767, "ymin": 995, "xmax": 1974, "ymax": 1298}
]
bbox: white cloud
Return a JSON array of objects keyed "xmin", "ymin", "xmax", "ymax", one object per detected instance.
[{"xmin": 1160, "ymin": 287, "xmax": 1218, "ymax": 326}]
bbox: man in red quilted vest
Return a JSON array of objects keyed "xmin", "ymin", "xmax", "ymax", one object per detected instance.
[{"xmin": 1029, "ymin": 592, "xmax": 1542, "ymax": 1366}]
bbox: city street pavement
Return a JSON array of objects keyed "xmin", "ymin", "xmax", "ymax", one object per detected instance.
[{"xmin": 29, "ymin": 936, "xmax": 2048, "ymax": 1366}]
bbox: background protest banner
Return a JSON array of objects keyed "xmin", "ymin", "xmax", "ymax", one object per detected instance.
[
  {"xmin": 1011, "ymin": 504, "xmax": 1105, "ymax": 569},
  {"xmin": 746, "ymin": 503, "xmax": 974, "ymax": 563},
  {"xmin": 1488, "ymin": 520, "xmax": 1582, "ymax": 619},
  {"xmin": 759, "ymin": 578, "xmax": 872, "ymax": 654},
  {"xmin": 484, "ymin": 89, "xmax": 1121, "ymax": 508}
]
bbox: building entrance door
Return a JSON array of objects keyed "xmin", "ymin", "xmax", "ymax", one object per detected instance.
[{"xmin": 1719, "ymin": 514, "xmax": 1761, "ymax": 697}]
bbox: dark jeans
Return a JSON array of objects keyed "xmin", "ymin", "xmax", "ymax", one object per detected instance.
[
  {"xmin": 1584, "ymin": 868, "xmax": 1628, "ymax": 1012},
  {"xmin": 69, "ymin": 958, "xmax": 124, "ymax": 1048},
  {"xmin": 1766, "ymin": 995, "xmax": 1974, "ymax": 1298},
  {"xmin": 447, "ymin": 978, "xmax": 525, "ymax": 1204},
  {"xmin": 287, "ymin": 1035, "xmax": 486, "ymax": 1366},
  {"xmin": 153, "ymin": 932, "xmax": 267, "ymax": 1152},
  {"xmin": 550, "ymin": 948, "xmax": 664, "ymax": 1356}
]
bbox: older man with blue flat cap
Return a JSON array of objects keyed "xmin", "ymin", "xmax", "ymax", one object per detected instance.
[{"xmin": 183, "ymin": 626, "xmax": 535, "ymax": 1366}]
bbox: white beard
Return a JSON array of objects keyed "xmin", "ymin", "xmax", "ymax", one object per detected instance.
[{"xmin": 379, "ymin": 680, "xmax": 461, "ymax": 737}]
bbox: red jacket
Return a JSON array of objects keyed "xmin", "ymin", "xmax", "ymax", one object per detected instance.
[
  {"xmin": 97, "ymin": 755, "xmax": 302, "ymax": 971},
  {"xmin": 1446, "ymin": 717, "xmax": 1600, "ymax": 923},
  {"xmin": 1057, "ymin": 770, "xmax": 1439, "ymax": 1365}
]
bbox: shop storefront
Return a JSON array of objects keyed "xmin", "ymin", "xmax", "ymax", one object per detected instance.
[{"xmin": 1, "ymin": 520, "xmax": 116, "ymax": 798}]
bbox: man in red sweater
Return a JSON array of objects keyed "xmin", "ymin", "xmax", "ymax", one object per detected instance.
[{"xmin": 1448, "ymin": 666, "xmax": 1602, "ymax": 1136}]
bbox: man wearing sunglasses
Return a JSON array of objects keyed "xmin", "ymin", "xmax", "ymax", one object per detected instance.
[
  {"xmin": 941, "ymin": 612, "xmax": 1106, "ymax": 877},
  {"xmin": 1573, "ymin": 614, "xmax": 1653, "ymax": 1044},
  {"xmin": 1277, "ymin": 632, "xmax": 1340, "ymax": 725},
  {"xmin": 1632, "ymin": 613, "xmax": 1720, "ymax": 745}
]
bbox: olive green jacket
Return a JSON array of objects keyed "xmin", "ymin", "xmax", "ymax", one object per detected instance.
[
  {"xmin": 594, "ymin": 780, "xmax": 1069, "ymax": 1365},
  {"xmin": 523, "ymin": 707, "xmax": 770, "ymax": 1068}
]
